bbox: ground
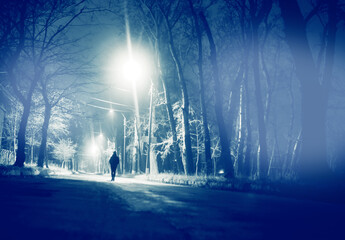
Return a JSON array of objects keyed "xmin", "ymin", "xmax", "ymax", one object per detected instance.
[{"xmin": 0, "ymin": 172, "xmax": 344, "ymax": 239}]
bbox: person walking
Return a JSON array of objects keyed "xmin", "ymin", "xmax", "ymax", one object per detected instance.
[{"xmin": 109, "ymin": 150, "xmax": 119, "ymax": 181}]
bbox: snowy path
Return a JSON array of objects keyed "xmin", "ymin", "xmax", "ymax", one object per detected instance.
[{"xmin": 0, "ymin": 174, "xmax": 344, "ymax": 239}]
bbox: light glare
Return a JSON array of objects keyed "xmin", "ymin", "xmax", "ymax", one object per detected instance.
[
  {"xmin": 89, "ymin": 143, "xmax": 99, "ymax": 156},
  {"xmin": 122, "ymin": 59, "xmax": 143, "ymax": 81}
]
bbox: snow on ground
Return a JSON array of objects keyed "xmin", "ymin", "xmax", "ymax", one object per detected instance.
[
  {"xmin": 143, "ymin": 173, "xmax": 345, "ymax": 204},
  {"xmin": 0, "ymin": 164, "xmax": 46, "ymax": 176},
  {"xmin": 1, "ymin": 170, "xmax": 344, "ymax": 239},
  {"xmin": 0, "ymin": 164, "xmax": 73, "ymax": 177},
  {"xmin": 1, "ymin": 164, "xmax": 345, "ymax": 204}
]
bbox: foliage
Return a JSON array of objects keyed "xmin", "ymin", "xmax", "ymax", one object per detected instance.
[{"xmin": 52, "ymin": 138, "xmax": 77, "ymax": 164}]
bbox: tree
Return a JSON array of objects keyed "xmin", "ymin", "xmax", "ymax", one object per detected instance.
[
  {"xmin": 248, "ymin": 0, "xmax": 273, "ymax": 179},
  {"xmin": 199, "ymin": 11, "xmax": 234, "ymax": 178},
  {"xmin": 158, "ymin": 0, "xmax": 194, "ymax": 175},
  {"xmin": 37, "ymin": 53, "xmax": 92, "ymax": 168},
  {"xmin": 0, "ymin": 0, "xmax": 87, "ymax": 167},
  {"xmin": 136, "ymin": 0, "xmax": 184, "ymax": 174},
  {"xmin": 2, "ymin": 0, "xmax": 86, "ymax": 167},
  {"xmin": 52, "ymin": 138, "xmax": 77, "ymax": 168},
  {"xmin": 187, "ymin": 0, "xmax": 212, "ymax": 176},
  {"xmin": 279, "ymin": 0, "xmax": 339, "ymax": 181},
  {"xmin": 2, "ymin": 1, "xmax": 37, "ymax": 167}
]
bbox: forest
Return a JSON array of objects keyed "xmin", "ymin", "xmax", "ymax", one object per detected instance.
[{"xmin": 1, "ymin": 0, "xmax": 345, "ymax": 187}]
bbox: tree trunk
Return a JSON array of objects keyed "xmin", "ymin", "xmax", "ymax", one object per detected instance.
[
  {"xmin": 251, "ymin": 22, "xmax": 269, "ymax": 179},
  {"xmin": 236, "ymin": 83, "xmax": 242, "ymax": 175},
  {"xmin": 227, "ymin": 61, "xmax": 244, "ymax": 144},
  {"xmin": 37, "ymin": 105, "xmax": 51, "ymax": 167},
  {"xmin": 283, "ymin": 72, "xmax": 296, "ymax": 174},
  {"xmin": 30, "ymin": 130, "xmax": 34, "ymax": 164},
  {"xmin": 170, "ymin": 49, "xmax": 194, "ymax": 175},
  {"xmin": 188, "ymin": 0, "xmax": 212, "ymax": 175},
  {"xmin": 14, "ymin": 102, "xmax": 31, "ymax": 167},
  {"xmin": 228, "ymin": 66, "xmax": 244, "ymax": 175},
  {"xmin": 146, "ymin": 83, "xmax": 153, "ymax": 174},
  {"xmin": 243, "ymin": 63, "xmax": 253, "ymax": 178},
  {"xmin": 279, "ymin": 0, "xmax": 335, "ymax": 181},
  {"xmin": 240, "ymin": 28, "xmax": 253, "ymax": 178},
  {"xmin": 199, "ymin": 12, "xmax": 234, "ymax": 178},
  {"xmin": 12, "ymin": 67, "xmax": 40, "ymax": 167},
  {"xmin": 5, "ymin": 2, "xmax": 28, "ymax": 167},
  {"xmin": 195, "ymin": 121, "xmax": 200, "ymax": 175},
  {"xmin": 161, "ymin": 76, "xmax": 184, "ymax": 173}
]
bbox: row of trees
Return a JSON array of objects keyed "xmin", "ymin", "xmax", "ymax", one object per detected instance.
[
  {"xmin": 113, "ymin": 0, "xmax": 345, "ymax": 181},
  {"xmin": 0, "ymin": 94, "xmax": 76, "ymax": 166},
  {"xmin": 0, "ymin": 0, "xmax": 94, "ymax": 168}
]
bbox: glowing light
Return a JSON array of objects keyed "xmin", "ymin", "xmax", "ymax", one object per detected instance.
[
  {"xmin": 122, "ymin": 58, "xmax": 143, "ymax": 81},
  {"xmin": 106, "ymin": 47, "xmax": 153, "ymax": 84},
  {"xmin": 89, "ymin": 142, "xmax": 99, "ymax": 156}
]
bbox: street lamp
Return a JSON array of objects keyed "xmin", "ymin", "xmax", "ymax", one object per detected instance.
[
  {"xmin": 120, "ymin": 50, "xmax": 153, "ymax": 175},
  {"xmin": 106, "ymin": 45, "xmax": 154, "ymax": 174},
  {"xmin": 146, "ymin": 82, "xmax": 153, "ymax": 174},
  {"xmin": 121, "ymin": 112, "xmax": 126, "ymax": 174},
  {"xmin": 122, "ymin": 59, "xmax": 144, "ymax": 82}
]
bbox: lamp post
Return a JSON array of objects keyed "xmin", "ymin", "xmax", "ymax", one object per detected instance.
[
  {"xmin": 122, "ymin": 57, "xmax": 146, "ymax": 174},
  {"xmin": 120, "ymin": 112, "xmax": 126, "ymax": 174},
  {"xmin": 146, "ymin": 81, "xmax": 153, "ymax": 174},
  {"xmin": 106, "ymin": 45, "xmax": 153, "ymax": 174}
]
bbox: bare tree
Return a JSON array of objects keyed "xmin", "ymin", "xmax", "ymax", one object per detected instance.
[
  {"xmin": 199, "ymin": 11, "xmax": 234, "ymax": 178},
  {"xmin": 279, "ymin": 0, "xmax": 339, "ymax": 181},
  {"xmin": 187, "ymin": 0, "xmax": 213, "ymax": 176},
  {"xmin": 158, "ymin": 0, "xmax": 194, "ymax": 175},
  {"xmin": 137, "ymin": 0, "xmax": 184, "ymax": 173},
  {"xmin": 15, "ymin": 0, "xmax": 85, "ymax": 167},
  {"xmin": 247, "ymin": 0, "xmax": 273, "ymax": 179},
  {"xmin": 5, "ymin": 1, "xmax": 41, "ymax": 167},
  {"xmin": 0, "ymin": 0, "xmax": 86, "ymax": 167}
]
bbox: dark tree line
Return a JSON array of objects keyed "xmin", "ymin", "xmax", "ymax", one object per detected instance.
[{"xmin": 119, "ymin": 0, "xmax": 345, "ymax": 182}]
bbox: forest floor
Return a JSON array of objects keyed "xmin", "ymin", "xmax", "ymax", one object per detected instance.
[{"xmin": 1, "ymin": 169, "xmax": 344, "ymax": 239}]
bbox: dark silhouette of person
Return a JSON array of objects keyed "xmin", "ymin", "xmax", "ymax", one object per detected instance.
[{"xmin": 109, "ymin": 151, "xmax": 119, "ymax": 181}]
